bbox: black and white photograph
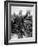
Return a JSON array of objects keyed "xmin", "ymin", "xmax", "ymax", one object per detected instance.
[{"xmin": 4, "ymin": 1, "xmax": 37, "ymax": 45}]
